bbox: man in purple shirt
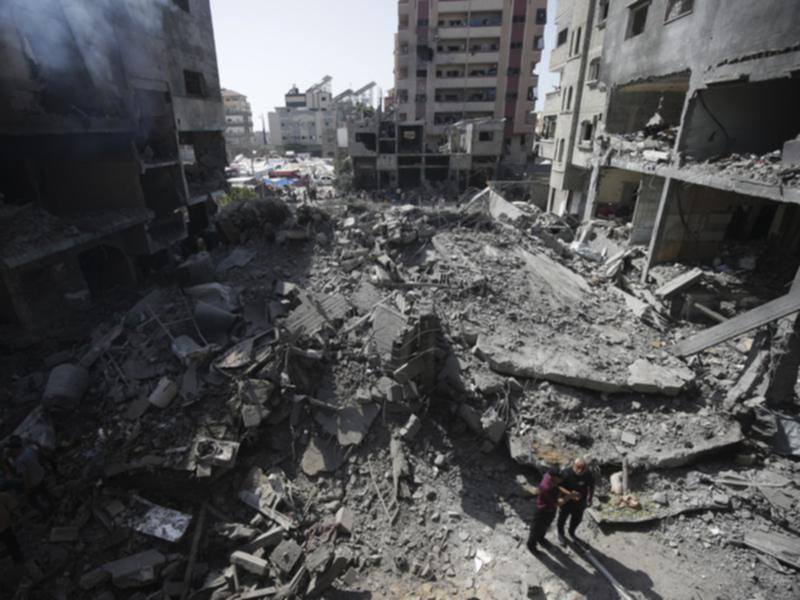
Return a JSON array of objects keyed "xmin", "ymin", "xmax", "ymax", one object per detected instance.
[{"xmin": 527, "ymin": 467, "xmax": 564, "ymax": 555}]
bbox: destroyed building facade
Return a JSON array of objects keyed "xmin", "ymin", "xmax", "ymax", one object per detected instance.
[
  {"xmin": 393, "ymin": 0, "xmax": 548, "ymax": 173},
  {"xmin": 0, "ymin": 0, "xmax": 227, "ymax": 329},
  {"xmin": 269, "ymin": 78, "xmax": 379, "ymax": 158},
  {"xmin": 222, "ymin": 88, "xmax": 256, "ymax": 157},
  {"xmin": 344, "ymin": 113, "xmax": 504, "ymax": 190},
  {"xmin": 539, "ymin": 0, "xmax": 800, "ymax": 279}
]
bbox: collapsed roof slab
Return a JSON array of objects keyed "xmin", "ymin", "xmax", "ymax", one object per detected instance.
[
  {"xmin": 506, "ymin": 384, "xmax": 743, "ymax": 471},
  {"xmin": 477, "ymin": 335, "xmax": 695, "ymax": 396}
]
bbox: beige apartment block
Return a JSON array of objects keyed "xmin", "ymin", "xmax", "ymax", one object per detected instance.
[{"xmin": 395, "ymin": 0, "xmax": 548, "ymax": 173}]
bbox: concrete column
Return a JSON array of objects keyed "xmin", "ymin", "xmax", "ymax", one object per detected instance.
[
  {"xmin": 641, "ymin": 177, "xmax": 673, "ymax": 283},
  {"xmin": 582, "ymin": 162, "xmax": 601, "ymax": 222}
]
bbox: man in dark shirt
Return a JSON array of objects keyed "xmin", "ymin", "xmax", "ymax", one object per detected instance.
[
  {"xmin": 557, "ymin": 457, "xmax": 595, "ymax": 544},
  {"xmin": 526, "ymin": 467, "xmax": 563, "ymax": 556}
]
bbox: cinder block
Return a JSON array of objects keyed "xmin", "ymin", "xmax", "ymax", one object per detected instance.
[{"xmin": 231, "ymin": 550, "xmax": 270, "ymax": 576}]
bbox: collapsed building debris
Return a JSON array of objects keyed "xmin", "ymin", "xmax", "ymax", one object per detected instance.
[{"xmin": 1, "ymin": 183, "xmax": 799, "ymax": 599}]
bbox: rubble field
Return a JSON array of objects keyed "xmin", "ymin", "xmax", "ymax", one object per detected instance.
[{"xmin": 1, "ymin": 191, "xmax": 799, "ymax": 600}]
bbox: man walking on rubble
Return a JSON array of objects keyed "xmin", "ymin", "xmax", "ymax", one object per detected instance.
[
  {"xmin": 557, "ymin": 457, "xmax": 595, "ymax": 545},
  {"xmin": 527, "ymin": 467, "xmax": 564, "ymax": 556}
]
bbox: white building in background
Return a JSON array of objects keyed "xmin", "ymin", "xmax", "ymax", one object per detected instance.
[
  {"xmin": 268, "ymin": 77, "xmax": 378, "ymax": 157},
  {"xmin": 268, "ymin": 76, "xmax": 336, "ymax": 156}
]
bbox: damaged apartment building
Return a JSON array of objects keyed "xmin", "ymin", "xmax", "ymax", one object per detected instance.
[
  {"xmin": 345, "ymin": 0, "xmax": 548, "ymax": 190},
  {"xmin": 269, "ymin": 78, "xmax": 378, "ymax": 158},
  {"xmin": 0, "ymin": 0, "xmax": 227, "ymax": 330},
  {"xmin": 537, "ymin": 0, "xmax": 800, "ymax": 280}
]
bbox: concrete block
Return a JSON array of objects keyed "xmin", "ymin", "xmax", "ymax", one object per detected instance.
[
  {"xmin": 306, "ymin": 546, "xmax": 353, "ymax": 597},
  {"xmin": 270, "ymin": 538, "xmax": 303, "ymax": 575},
  {"xmin": 231, "ymin": 550, "xmax": 270, "ymax": 576},
  {"xmin": 783, "ymin": 137, "xmax": 800, "ymax": 166},
  {"xmin": 335, "ymin": 506, "xmax": 354, "ymax": 535},
  {"xmin": 79, "ymin": 567, "xmax": 110, "ymax": 590},
  {"xmin": 239, "ymin": 526, "xmax": 284, "ymax": 554},
  {"xmin": 148, "ymin": 376, "xmax": 178, "ymax": 408},
  {"xmin": 102, "ymin": 549, "xmax": 166, "ymax": 587},
  {"xmin": 399, "ymin": 414, "xmax": 422, "ymax": 441},
  {"xmin": 458, "ymin": 404, "xmax": 483, "ymax": 435},
  {"xmin": 241, "ymin": 404, "xmax": 263, "ymax": 429},
  {"xmin": 480, "ymin": 407, "xmax": 506, "ymax": 443}
]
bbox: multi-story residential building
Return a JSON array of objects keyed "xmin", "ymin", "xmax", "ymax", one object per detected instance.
[
  {"xmin": 0, "ymin": 0, "xmax": 227, "ymax": 329},
  {"xmin": 394, "ymin": 0, "xmax": 549, "ymax": 174},
  {"xmin": 270, "ymin": 78, "xmax": 380, "ymax": 158},
  {"xmin": 535, "ymin": 0, "xmax": 607, "ymax": 216},
  {"xmin": 268, "ymin": 77, "xmax": 338, "ymax": 156},
  {"xmin": 345, "ymin": 113, "xmax": 504, "ymax": 190},
  {"xmin": 222, "ymin": 88, "xmax": 255, "ymax": 156},
  {"xmin": 543, "ymin": 0, "xmax": 800, "ymax": 282}
]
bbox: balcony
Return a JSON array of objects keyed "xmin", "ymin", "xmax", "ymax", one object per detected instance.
[
  {"xmin": 434, "ymin": 76, "xmax": 498, "ymax": 88},
  {"xmin": 434, "ymin": 100, "xmax": 496, "ymax": 112},
  {"xmin": 435, "ymin": 51, "xmax": 499, "ymax": 66},
  {"xmin": 438, "ymin": 25, "xmax": 501, "ymax": 39},
  {"xmin": 438, "ymin": 0, "xmax": 503, "ymax": 11}
]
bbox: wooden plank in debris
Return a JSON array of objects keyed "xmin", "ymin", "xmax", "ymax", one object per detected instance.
[
  {"xmin": 674, "ymin": 291, "xmax": 800, "ymax": 356},
  {"xmin": 655, "ymin": 267, "xmax": 704, "ymax": 299},
  {"xmin": 743, "ymin": 530, "xmax": 800, "ymax": 570}
]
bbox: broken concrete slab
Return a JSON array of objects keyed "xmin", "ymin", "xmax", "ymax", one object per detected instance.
[
  {"xmin": 626, "ymin": 359, "xmax": 695, "ymax": 396},
  {"xmin": 372, "ymin": 304, "xmax": 408, "ymax": 360},
  {"xmin": 742, "ymin": 530, "xmax": 800, "ymax": 570},
  {"xmin": 509, "ymin": 414, "xmax": 743, "ymax": 471},
  {"xmin": 217, "ymin": 247, "xmax": 257, "ymax": 273},
  {"xmin": 239, "ymin": 527, "xmax": 284, "ymax": 555},
  {"xmin": 517, "ymin": 246, "xmax": 590, "ymax": 304},
  {"xmin": 334, "ymin": 403, "xmax": 379, "ymax": 446},
  {"xmin": 478, "ymin": 335, "xmax": 695, "ymax": 395},
  {"xmin": 177, "ymin": 252, "xmax": 215, "ymax": 286},
  {"xmin": 306, "ymin": 546, "xmax": 333, "ymax": 575},
  {"xmin": 305, "ymin": 546, "xmax": 353, "ymax": 598},
  {"xmin": 477, "ymin": 334, "xmax": 627, "ymax": 393},
  {"xmin": 301, "ymin": 436, "xmax": 346, "ymax": 476},
  {"xmin": 655, "ymin": 267, "xmax": 704, "ymax": 299}
]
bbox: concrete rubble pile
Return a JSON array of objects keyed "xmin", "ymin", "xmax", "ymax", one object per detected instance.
[
  {"xmin": 1, "ymin": 186, "xmax": 799, "ymax": 598},
  {"xmin": 683, "ymin": 147, "xmax": 800, "ymax": 187}
]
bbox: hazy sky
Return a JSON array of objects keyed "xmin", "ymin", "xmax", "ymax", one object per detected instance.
[{"xmin": 210, "ymin": 0, "xmax": 559, "ymax": 130}]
